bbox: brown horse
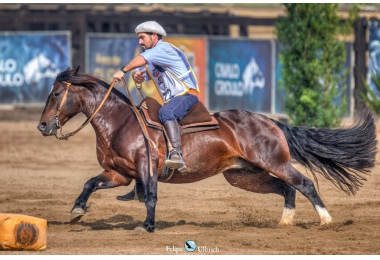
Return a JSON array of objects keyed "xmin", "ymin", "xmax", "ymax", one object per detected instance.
[{"xmin": 38, "ymin": 67, "xmax": 377, "ymax": 232}]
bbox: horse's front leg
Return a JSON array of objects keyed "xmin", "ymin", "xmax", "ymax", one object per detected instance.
[
  {"xmin": 70, "ymin": 170, "xmax": 131, "ymax": 223},
  {"xmin": 138, "ymin": 159, "xmax": 158, "ymax": 233}
]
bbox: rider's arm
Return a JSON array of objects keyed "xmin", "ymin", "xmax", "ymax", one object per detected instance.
[
  {"xmin": 114, "ymin": 55, "xmax": 147, "ymax": 81},
  {"xmin": 121, "ymin": 55, "xmax": 147, "ymax": 73}
]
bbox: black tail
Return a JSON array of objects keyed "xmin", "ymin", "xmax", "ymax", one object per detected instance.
[{"xmin": 272, "ymin": 113, "xmax": 377, "ymax": 195}]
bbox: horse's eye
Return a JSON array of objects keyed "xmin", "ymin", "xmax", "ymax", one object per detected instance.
[{"xmin": 54, "ymin": 92, "xmax": 60, "ymax": 97}]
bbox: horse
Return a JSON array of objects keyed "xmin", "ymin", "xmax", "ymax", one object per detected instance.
[{"xmin": 37, "ymin": 67, "xmax": 377, "ymax": 233}]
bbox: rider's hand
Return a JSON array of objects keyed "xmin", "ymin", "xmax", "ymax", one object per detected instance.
[
  {"xmin": 132, "ymin": 70, "xmax": 146, "ymax": 84},
  {"xmin": 113, "ymin": 70, "xmax": 125, "ymax": 82}
]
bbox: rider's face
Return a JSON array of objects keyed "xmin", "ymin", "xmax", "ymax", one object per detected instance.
[{"xmin": 138, "ymin": 33, "xmax": 158, "ymax": 51}]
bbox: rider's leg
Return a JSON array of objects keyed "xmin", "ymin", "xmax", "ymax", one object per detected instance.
[
  {"xmin": 163, "ymin": 120, "xmax": 184, "ymax": 169},
  {"xmin": 158, "ymin": 93, "xmax": 198, "ymax": 172}
]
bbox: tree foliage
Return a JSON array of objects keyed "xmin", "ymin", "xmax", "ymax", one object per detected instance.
[
  {"xmin": 361, "ymin": 73, "xmax": 380, "ymax": 115},
  {"xmin": 275, "ymin": 4, "xmax": 359, "ymax": 127}
]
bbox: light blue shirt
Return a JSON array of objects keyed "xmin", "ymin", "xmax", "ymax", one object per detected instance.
[{"xmin": 139, "ymin": 40, "xmax": 196, "ymax": 89}]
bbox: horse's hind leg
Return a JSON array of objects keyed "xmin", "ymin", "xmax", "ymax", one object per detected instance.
[
  {"xmin": 223, "ymin": 170, "xmax": 296, "ymax": 225},
  {"xmin": 271, "ymin": 163, "xmax": 332, "ymax": 225},
  {"xmin": 70, "ymin": 170, "xmax": 131, "ymax": 223}
]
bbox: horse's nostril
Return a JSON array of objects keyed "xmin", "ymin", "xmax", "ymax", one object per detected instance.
[{"xmin": 38, "ymin": 122, "xmax": 47, "ymax": 130}]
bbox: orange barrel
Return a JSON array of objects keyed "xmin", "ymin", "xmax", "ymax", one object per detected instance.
[{"xmin": 0, "ymin": 214, "xmax": 47, "ymax": 251}]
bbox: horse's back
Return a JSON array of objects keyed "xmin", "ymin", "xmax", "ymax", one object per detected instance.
[
  {"xmin": 212, "ymin": 109, "xmax": 291, "ymax": 165},
  {"xmin": 182, "ymin": 110, "xmax": 290, "ymax": 173}
]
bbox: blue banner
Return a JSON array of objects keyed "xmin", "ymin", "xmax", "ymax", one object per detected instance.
[
  {"xmin": 340, "ymin": 42, "xmax": 353, "ymax": 115},
  {"xmin": 368, "ymin": 24, "xmax": 380, "ymax": 97},
  {"xmin": 208, "ymin": 39, "xmax": 272, "ymax": 113},
  {"xmin": 86, "ymin": 34, "xmax": 143, "ymax": 104},
  {"xmin": 0, "ymin": 32, "xmax": 70, "ymax": 104}
]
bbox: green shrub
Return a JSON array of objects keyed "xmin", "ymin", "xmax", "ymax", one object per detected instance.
[
  {"xmin": 275, "ymin": 4, "xmax": 359, "ymax": 127},
  {"xmin": 361, "ymin": 73, "xmax": 380, "ymax": 115}
]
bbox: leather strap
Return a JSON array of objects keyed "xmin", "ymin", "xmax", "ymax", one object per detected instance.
[
  {"xmin": 55, "ymin": 80, "xmax": 116, "ymax": 140},
  {"xmin": 122, "ymin": 77, "xmax": 156, "ymax": 179}
]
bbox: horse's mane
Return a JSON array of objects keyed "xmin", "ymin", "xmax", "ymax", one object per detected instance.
[{"xmin": 56, "ymin": 67, "xmax": 132, "ymax": 106}]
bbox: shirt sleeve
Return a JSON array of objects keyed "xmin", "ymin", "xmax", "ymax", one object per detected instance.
[{"xmin": 140, "ymin": 44, "xmax": 175, "ymax": 68}]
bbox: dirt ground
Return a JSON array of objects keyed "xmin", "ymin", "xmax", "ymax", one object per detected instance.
[{"xmin": 0, "ymin": 108, "xmax": 379, "ymax": 255}]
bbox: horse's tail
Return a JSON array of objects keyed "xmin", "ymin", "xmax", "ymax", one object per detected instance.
[{"xmin": 271, "ymin": 112, "xmax": 377, "ymax": 195}]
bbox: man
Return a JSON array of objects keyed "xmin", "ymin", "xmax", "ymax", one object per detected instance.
[{"xmin": 113, "ymin": 21, "xmax": 200, "ymax": 201}]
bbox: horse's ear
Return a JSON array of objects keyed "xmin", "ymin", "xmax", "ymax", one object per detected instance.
[
  {"xmin": 74, "ymin": 66, "xmax": 80, "ymax": 75},
  {"xmin": 66, "ymin": 66, "xmax": 71, "ymax": 71}
]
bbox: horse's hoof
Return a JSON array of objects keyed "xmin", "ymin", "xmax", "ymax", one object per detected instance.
[
  {"xmin": 278, "ymin": 220, "xmax": 294, "ymax": 226},
  {"xmin": 278, "ymin": 208, "xmax": 295, "ymax": 226},
  {"xmin": 70, "ymin": 208, "xmax": 85, "ymax": 223},
  {"xmin": 116, "ymin": 193, "xmax": 145, "ymax": 203},
  {"xmin": 133, "ymin": 226, "xmax": 147, "ymax": 233},
  {"xmin": 320, "ymin": 218, "xmax": 332, "ymax": 226}
]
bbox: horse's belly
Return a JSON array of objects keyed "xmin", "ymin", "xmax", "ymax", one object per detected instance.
[
  {"xmin": 165, "ymin": 158, "xmax": 245, "ymax": 184},
  {"xmin": 165, "ymin": 170, "xmax": 218, "ymax": 184}
]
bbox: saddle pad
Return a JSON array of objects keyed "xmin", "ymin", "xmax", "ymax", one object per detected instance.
[{"xmin": 142, "ymin": 96, "xmax": 212, "ymax": 126}]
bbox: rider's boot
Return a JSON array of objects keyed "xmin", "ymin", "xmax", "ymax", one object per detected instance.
[
  {"xmin": 116, "ymin": 180, "xmax": 145, "ymax": 202},
  {"xmin": 164, "ymin": 120, "xmax": 187, "ymax": 172}
]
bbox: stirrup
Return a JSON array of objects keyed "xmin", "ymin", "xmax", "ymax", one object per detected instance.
[{"xmin": 165, "ymin": 149, "xmax": 187, "ymax": 172}]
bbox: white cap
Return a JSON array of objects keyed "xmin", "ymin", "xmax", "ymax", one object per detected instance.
[{"xmin": 135, "ymin": 21, "xmax": 167, "ymax": 37}]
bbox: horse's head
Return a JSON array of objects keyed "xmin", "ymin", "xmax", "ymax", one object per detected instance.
[{"xmin": 37, "ymin": 66, "xmax": 83, "ymax": 136}]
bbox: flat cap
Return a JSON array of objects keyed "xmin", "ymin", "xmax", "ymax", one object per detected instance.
[{"xmin": 135, "ymin": 21, "xmax": 167, "ymax": 37}]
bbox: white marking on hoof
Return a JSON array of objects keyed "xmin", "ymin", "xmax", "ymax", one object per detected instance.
[
  {"xmin": 70, "ymin": 208, "xmax": 85, "ymax": 223},
  {"xmin": 316, "ymin": 205, "xmax": 332, "ymax": 225},
  {"xmin": 279, "ymin": 207, "xmax": 295, "ymax": 226}
]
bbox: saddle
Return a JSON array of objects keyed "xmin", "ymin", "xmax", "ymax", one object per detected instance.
[
  {"xmin": 139, "ymin": 96, "xmax": 219, "ymax": 135},
  {"xmin": 138, "ymin": 97, "xmax": 219, "ymax": 183}
]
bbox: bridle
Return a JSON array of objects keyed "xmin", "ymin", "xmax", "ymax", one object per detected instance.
[{"xmin": 54, "ymin": 80, "xmax": 116, "ymax": 140}]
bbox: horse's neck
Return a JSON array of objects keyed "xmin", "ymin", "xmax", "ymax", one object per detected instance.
[{"xmin": 82, "ymin": 86, "xmax": 136, "ymax": 142}]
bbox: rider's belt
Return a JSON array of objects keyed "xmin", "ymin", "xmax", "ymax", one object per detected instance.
[{"xmin": 187, "ymin": 89, "xmax": 199, "ymax": 97}]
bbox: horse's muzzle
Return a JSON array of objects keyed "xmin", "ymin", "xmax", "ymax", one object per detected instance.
[{"xmin": 37, "ymin": 121, "xmax": 58, "ymax": 136}]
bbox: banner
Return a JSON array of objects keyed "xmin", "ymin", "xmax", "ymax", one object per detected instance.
[
  {"xmin": 0, "ymin": 32, "xmax": 70, "ymax": 104},
  {"xmin": 208, "ymin": 39, "xmax": 272, "ymax": 113},
  {"xmin": 340, "ymin": 42, "xmax": 353, "ymax": 115},
  {"xmin": 86, "ymin": 34, "xmax": 206, "ymax": 105},
  {"xmin": 368, "ymin": 24, "xmax": 380, "ymax": 98}
]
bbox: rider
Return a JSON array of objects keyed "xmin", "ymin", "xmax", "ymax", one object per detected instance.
[{"xmin": 113, "ymin": 21, "xmax": 200, "ymax": 201}]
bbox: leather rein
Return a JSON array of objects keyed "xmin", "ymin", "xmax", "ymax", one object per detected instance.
[
  {"xmin": 54, "ymin": 79, "xmax": 156, "ymax": 148},
  {"xmin": 54, "ymin": 80, "xmax": 116, "ymax": 140}
]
